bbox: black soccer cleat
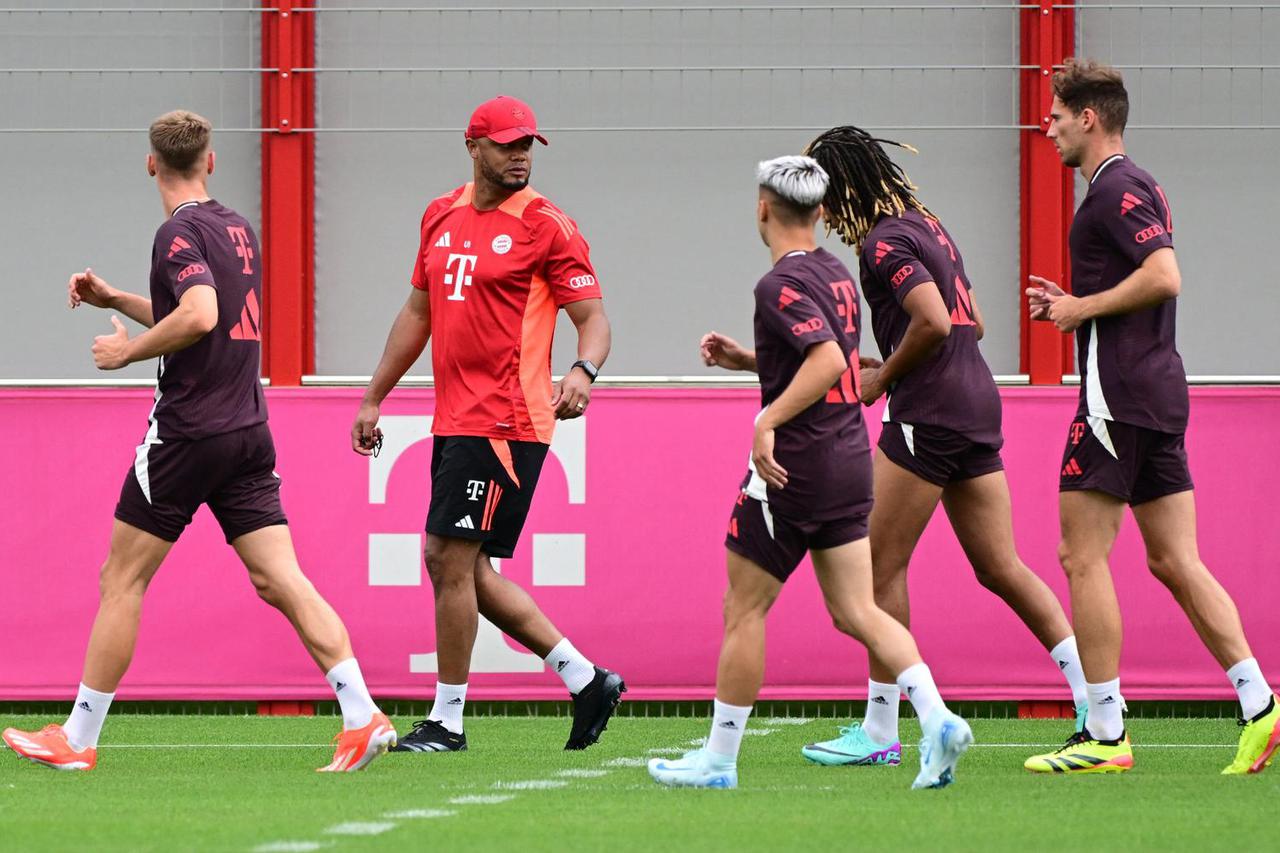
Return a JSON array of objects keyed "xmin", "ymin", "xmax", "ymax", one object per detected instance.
[
  {"xmin": 389, "ymin": 719, "xmax": 467, "ymax": 753},
  {"xmin": 565, "ymin": 667, "xmax": 626, "ymax": 750}
]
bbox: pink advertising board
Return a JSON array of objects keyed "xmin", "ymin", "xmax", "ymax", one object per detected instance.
[{"xmin": 1, "ymin": 386, "xmax": 1277, "ymax": 701}]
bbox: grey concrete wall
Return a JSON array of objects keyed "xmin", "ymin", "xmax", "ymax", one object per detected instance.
[
  {"xmin": 0, "ymin": 1, "xmax": 260, "ymax": 380},
  {"xmin": 312, "ymin": 0, "xmax": 1023, "ymax": 376}
]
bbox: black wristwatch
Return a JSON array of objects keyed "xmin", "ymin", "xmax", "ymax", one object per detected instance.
[{"xmin": 569, "ymin": 359, "xmax": 599, "ymax": 383}]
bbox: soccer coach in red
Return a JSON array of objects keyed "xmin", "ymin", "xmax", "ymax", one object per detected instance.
[{"xmin": 352, "ymin": 96, "xmax": 625, "ymax": 754}]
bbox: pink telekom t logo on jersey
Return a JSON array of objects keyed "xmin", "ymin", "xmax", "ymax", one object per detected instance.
[{"xmin": 226, "ymin": 226, "xmax": 254, "ymax": 274}]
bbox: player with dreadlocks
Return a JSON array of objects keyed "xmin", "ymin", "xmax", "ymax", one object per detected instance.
[{"xmin": 792, "ymin": 126, "xmax": 1086, "ymax": 769}]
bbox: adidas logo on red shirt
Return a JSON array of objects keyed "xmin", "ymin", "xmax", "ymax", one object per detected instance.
[
  {"xmin": 435, "ymin": 231, "xmax": 451, "ymax": 248},
  {"xmin": 874, "ymin": 241, "xmax": 894, "ymax": 264},
  {"xmin": 1120, "ymin": 192, "xmax": 1143, "ymax": 216}
]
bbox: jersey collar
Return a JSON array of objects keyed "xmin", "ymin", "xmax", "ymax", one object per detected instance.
[{"xmin": 1089, "ymin": 154, "xmax": 1126, "ymax": 185}]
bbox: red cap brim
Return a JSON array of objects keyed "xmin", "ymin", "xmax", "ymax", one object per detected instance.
[{"xmin": 486, "ymin": 126, "xmax": 548, "ymax": 145}]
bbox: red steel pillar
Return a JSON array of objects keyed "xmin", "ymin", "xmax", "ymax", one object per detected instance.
[
  {"xmin": 1020, "ymin": 0, "xmax": 1075, "ymax": 383},
  {"xmin": 260, "ymin": 0, "xmax": 315, "ymax": 385}
]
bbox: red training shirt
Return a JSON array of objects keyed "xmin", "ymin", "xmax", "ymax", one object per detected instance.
[{"xmin": 410, "ymin": 183, "xmax": 603, "ymax": 444}]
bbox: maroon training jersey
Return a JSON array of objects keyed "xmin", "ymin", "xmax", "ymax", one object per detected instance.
[
  {"xmin": 1069, "ymin": 155, "xmax": 1186, "ymax": 433},
  {"xmin": 746, "ymin": 248, "xmax": 872, "ymax": 522},
  {"xmin": 146, "ymin": 200, "xmax": 267, "ymax": 440},
  {"xmin": 859, "ymin": 211, "xmax": 1002, "ymax": 446}
]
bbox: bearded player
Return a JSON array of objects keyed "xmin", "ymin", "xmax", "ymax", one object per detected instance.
[
  {"xmin": 649, "ymin": 156, "xmax": 972, "ymax": 791},
  {"xmin": 1023, "ymin": 60, "xmax": 1278, "ymax": 775},
  {"xmin": 352, "ymin": 96, "xmax": 624, "ymax": 753},
  {"xmin": 2, "ymin": 111, "xmax": 394, "ymax": 773}
]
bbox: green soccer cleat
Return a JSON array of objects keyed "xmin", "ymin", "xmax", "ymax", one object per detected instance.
[
  {"xmin": 1222, "ymin": 695, "xmax": 1280, "ymax": 775},
  {"xmin": 801, "ymin": 724, "xmax": 901, "ymax": 767},
  {"xmin": 1024, "ymin": 730, "xmax": 1133, "ymax": 774}
]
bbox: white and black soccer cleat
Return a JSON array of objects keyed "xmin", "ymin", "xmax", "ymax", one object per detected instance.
[
  {"xmin": 565, "ymin": 667, "xmax": 626, "ymax": 750},
  {"xmin": 389, "ymin": 719, "xmax": 467, "ymax": 753}
]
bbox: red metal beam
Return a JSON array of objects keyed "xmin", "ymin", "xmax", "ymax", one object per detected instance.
[
  {"xmin": 260, "ymin": 0, "xmax": 315, "ymax": 385},
  {"xmin": 1020, "ymin": 0, "xmax": 1075, "ymax": 384}
]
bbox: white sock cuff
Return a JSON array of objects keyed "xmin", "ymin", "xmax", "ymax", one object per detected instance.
[
  {"xmin": 325, "ymin": 658, "xmax": 358, "ymax": 680},
  {"xmin": 713, "ymin": 699, "xmax": 753, "ymax": 717},
  {"xmin": 1049, "ymin": 636, "xmax": 1078, "ymax": 660},
  {"xmin": 1227, "ymin": 657, "xmax": 1261, "ymax": 679},
  {"xmin": 1086, "ymin": 677, "xmax": 1121, "ymax": 695},
  {"xmin": 868, "ymin": 679, "xmax": 899, "ymax": 695},
  {"xmin": 77, "ymin": 683, "xmax": 115, "ymax": 703}
]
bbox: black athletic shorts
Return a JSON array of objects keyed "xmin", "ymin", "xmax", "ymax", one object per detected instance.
[
  {"xmin": 114, "ymin": 422, "xmax": 287, "ymax": 543},
  {"xmin": 724, "ymin": 490, "xmax": 870, "ymax": 583},
  {"xmin": 1058, "ymin": 416, "xmax": 1193, "ymax": 506},
  {"xmin": 878, "ymin": 422, "xmax": 1005, "ymax": 487},
  {"xmin": 425, "ymin": 435, "xmax": 549, "ymax": 559}
]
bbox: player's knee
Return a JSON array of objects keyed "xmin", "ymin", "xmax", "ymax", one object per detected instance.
[
  {"xmin": 828, "ymin": 603, "xmax": 872, "ymax": 642},
  {"xmin": 97, "ymin": 557, "xmax": 147, "ymax": 600},
  {"xmin": 1146, "ymin": 553, "xmax": 1198, "ymax": 592},
  {"xmin": 971, "ymin": 558, "xmax": 1016, "ymax": 594},
  {"xmin": 423, "ymin": 541, "xmax": 470, "ymax": 589},
  {"xmin": 722, "ymin": 588, "xmax": 769, "ymax": 627},
  {"xmin": 1057, "ymin": 541, "xmax": 1098, "ymax": 581}
]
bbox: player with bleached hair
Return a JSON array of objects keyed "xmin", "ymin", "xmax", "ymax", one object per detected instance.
[{"xmin": 648, "ymin": 155, "xmax": 972, "ymax": 790}]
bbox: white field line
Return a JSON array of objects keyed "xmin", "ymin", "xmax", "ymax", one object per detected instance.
[
  {"xmin": 253, "ymin": 843, "xmax": 330, "ymax": 852},
  {"xmin": 382, "ymin": 810, "xmax": 457, "ymax": 820},
  {"xmin": 323, "ymin": 822, "xmax": 397, "ymax": 836},
  {"xmin": 743, "ymin": 728, "xmax": 777, "ymax": 737},
  {"xmin": 556, "ymin": 768, "xmax": 611, "ymax": 778},
  {"xmin": 93, "ymin": 740, "xmax": 1236, "ymax": 751},
  {"xmin": 761, "ymin": 718, "xmax": 812, "ymax": 726},
  {"xmin": 493, "ymin": 779, "xmax": 570, "ymax": 790},
  {"xmin": 603, "ymin": 756, "xmax": 648, "ymax": 767},
  {"xmin": 449, "ymin": 795, "xmax": 516, "ymax": 805}
]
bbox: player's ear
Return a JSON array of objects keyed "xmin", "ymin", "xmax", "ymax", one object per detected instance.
[
  {"xmin": 1080, "ymin": 106, "xmax": 1097, "ymax": 133},
  {"xmin": 146, "ymin": 153, "xmax": 157, "ymax": 177},
  {"xmin": 757, "ymin": 197, "xmax": 769, "ymax": 224},
  {"xmin": 206, "ymin": 150, "xmax": 215, "ymax": 176},
  {"xmin": 465, "ymin": 138, "xmax": 479, "ymax": 161}
]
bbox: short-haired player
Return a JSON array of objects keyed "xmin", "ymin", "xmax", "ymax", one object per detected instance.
[
  {"xmin": 1023, "ymin": 59, "xmax": 1279, "ymax": 774},
  {"xmin": 2, "ymin": 111, "xmax": 395, "ymax": 773},
  {"xmin": 648, "ymin": 156, "xmax": 972, "ymax": 791}
]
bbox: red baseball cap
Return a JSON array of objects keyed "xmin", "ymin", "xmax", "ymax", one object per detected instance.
[{"xmin": 465, "ymin": 95, "xmax": 548, "ymax": 146}]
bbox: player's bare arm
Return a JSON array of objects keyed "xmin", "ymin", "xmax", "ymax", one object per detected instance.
[
  {"xmin": 968, "ymin": 286, "xmax": 986, "ymax": 341},
  {"xmin": 91, "ymin": 284, "xmax": 216, "ymax": 370},
  {"xmin": 1027, "ymin": 248, "xmax": 1179, "ymax": 333},
  {"xmin": 699, "ymin": 331, "xmax": 757, "ymax": 372},
  {"xmin": 753, "ymin": 340, "xmax": 847, "ymax": 489},
  {"xmin": 68, "ymin": 267, "xmax": 155, "ymax": 327},
  {"xmin": 860, "ymin": 282, "xmax": 950, "ymax": 405},
  {"xmin": 352, "ymin": 287, "xmax": 433, "ymax": 455},
  {"xmin": 551, "ymin": 297, "xmax": 610, "ymax": 421}
]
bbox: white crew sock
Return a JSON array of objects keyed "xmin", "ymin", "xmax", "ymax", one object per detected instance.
[
  {"xmin": 1050, "ymin": 636, "xmax": 1089, "ymax": 708},
  {"xmin": 896, "ymin": 663, "xmax": 946, "ymax": 725},
  {"xmin": 1227, "ymin": 658, "xmax": 1273, "ymax": 720},
  {"xmin": 325, "ymin": 658, "xmax": 377, "ymax": 730},
  {"xmin": 63, "ymin": 683, "xmax": 114, "ymax": 751},
  {"xmin": 1085, "ymin": 678, "xmax": 1125, "ymax": 740},
  {"xmin": 429, "ymin": 681, "xmax": 468, "ymax": 734},
  {"xmin": 705, "ymin": 699, "xmax": 752, "ymax": 763},
  {"xmin": 544, "ymin": 637, "xmax": 596, "ymax": 695},
  {"xmin": 863, "ymin": 679, "xmax": 901, "ymax": 744}
]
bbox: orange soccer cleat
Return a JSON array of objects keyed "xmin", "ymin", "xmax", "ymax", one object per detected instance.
[
  {"xmin": 2, "ymin": 724, "xmax": 97, "ymax": 771},
  {"xmin": 317, "ymin": 712, "xmax": 397, "ymax": 773}
]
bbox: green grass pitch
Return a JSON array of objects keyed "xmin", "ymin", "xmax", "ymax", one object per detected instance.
[{"xmin": 1, "ymin": 713, "xmax": 1274, "ymax": 852}]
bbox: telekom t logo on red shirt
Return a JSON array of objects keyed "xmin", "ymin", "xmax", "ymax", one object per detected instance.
[{"xmin": 444, "ymin": 253, "xmax": 479, "ymax": 301}]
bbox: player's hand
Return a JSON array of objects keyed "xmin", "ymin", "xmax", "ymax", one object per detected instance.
[
  {"xmin": 859, "ymin": 366, "xmax": 887, "ymax": 406},
  {"xmin": 859, "ymin": 356, "xmax": 883, "ymax": 369},
  {"xmin": 91, "ymin": 316, "xmax": 131, "ymax": 370},
  {"xmin": 352, "ymin": 401, "xmax": 383, "ymax": 456},
  {"xmin": 700, "ymin": 331, "xmax": 753, "ymax": 371},
  {"xmin": 1025, "ymin": 275, "xmax": 1066, "ymax": 322},
  {"xmin": 552, "ymin": 371, "xmax": 591, "ymax": 420},
  {"xmin": 752, "ymin": 425, "xmax": 788, "ymax": 490},
  {"xmin": 68, "ymin": 267, "xmax": 116, "ymax": 310}
]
